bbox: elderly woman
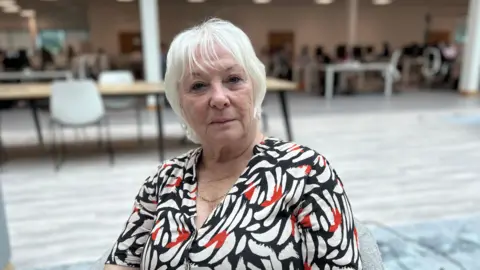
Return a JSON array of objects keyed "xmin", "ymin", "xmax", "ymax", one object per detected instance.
[{"xmin": 105, "ymin": 19, "xmax": 361, "ymax": 270}]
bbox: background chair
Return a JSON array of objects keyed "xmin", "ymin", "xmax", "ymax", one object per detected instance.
[
  {"xmin": 50, "ymin": 80, "xmax": 114, "ymax": 170},
  {"xmin": 98, "ymin": 70, "xmax": 143, "ymax": 144}
]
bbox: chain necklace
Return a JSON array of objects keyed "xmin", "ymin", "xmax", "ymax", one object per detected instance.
[{"xmin": 197, "ymin": 191, "xmax": 229, "ymax": 203}]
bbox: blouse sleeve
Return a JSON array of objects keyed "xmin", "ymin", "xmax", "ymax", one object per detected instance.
[
  {"xmin": 105, "ymin": 168, "xmax": 160, "ymax": 268},
  {"xmin": 296, "ymin": 153, "xmax": 362, "ymax": 269}
]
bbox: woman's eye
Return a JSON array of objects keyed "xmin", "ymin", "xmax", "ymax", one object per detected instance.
[
  {"xmin": 228, "ymin": 76, "xmax": 242, "ymax": 84},
  {"xmin": 191, "ymin": 82, "xmax": 206, "ymax": 91}
]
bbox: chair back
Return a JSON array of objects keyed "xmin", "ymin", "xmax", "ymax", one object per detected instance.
[
  {"xmin": 98, "ymin": 70, "xmax": 134, "ymax": 84},
  {"xmin": 389, "ymin": 49, "xmax": 402, "ymax": 67},
  {"xmin": 50, "ymin": 80, "xmax": 105, "ymax": 126},
  {"xmin": 355, "ymin": 218, "xmax": 385, "ymax": 269},
  {"xmin": 99, "ymin": 70, "xmax": 137, "ymax": 109}
]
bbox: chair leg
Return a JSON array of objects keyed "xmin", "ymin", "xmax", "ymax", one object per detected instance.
[
  {"xmin": 104, "ymin": 119, "xmax": 115, "ymax": 165},
  {"xmin": 97, "ymin": 122, "xmax": 103, "ymax": 148},
  {"xmin": 50, "ymin": 123, "xmax": 62, "ymax": 171},
  {"xmin": 135, "ymin": 102, "xmax": 143, "ymax": 145}
]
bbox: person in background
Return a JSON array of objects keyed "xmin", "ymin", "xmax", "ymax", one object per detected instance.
[
  {"xmin": 0, "ymin": 50, "xmax": 4, "ymax": 71},
  {"xmin": 40, "ymin": 47, "xmax": 54, "ymax": 70},
  {"xmin": 160, "ymin": 43, "xmax": 167, "ymax": 79},
  {"xmin": 54, "ymin": 47, "xmax": 69, "ymax": 70},
  {"xmin": 258, "ymin": 46, "xmax": 272, "ymax": 75},
  {"xmin": 95, "ymin": 48, "xmax": 110, "ymax": 75},
  {"xmin": 104, "ymin": 18, "xmax": 361, "ymax": 270},
  {"xmin": 379, "ymin": 41, "xmax": 391, "ymax": 59},
  {"xmin": 272, "ymin": 45, "xmax": 292, "ymax": 80}
]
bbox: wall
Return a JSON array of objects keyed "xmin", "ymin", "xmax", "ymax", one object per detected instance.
[
  {"xmin": 87, "ymin": 2, "xmax": 468, "ymax": 55},
  {"xmin": 0, "ymin": 1, "xmax": 468, "ymax": 54}
]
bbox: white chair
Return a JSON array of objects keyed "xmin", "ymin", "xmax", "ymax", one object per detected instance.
[
  {"xmin": 50, "ymin": 80, "xmax": 114, "ymax": 170},
  {"xmin": 98, "ymin": 70, "xmax": 144, "ymax": 144},
  {"xmin": 383, "ymin": 49, "xmax": 402, "ymax": 82}
]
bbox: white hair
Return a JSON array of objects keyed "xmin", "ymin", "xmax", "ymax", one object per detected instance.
[{"xmin": 164, "ymin": 18, "xmax": 267, "ymax": 143}]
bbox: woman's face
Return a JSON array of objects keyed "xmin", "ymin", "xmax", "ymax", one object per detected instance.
[{"xmin": 179, "ymin": 45, "xmax": 256, "ymax": 145}]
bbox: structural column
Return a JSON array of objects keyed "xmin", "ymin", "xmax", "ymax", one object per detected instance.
[
  {"xmin": 27, "ymin": 15, "xmax": 38, "ymax": 53},
  {"xmin": 459, "ymin": 0, "xmax": 480, "ymax": 94},
  {"xmin": 139, "ymin": 0, "xmax": 161, "ymax": 106},
  {"xmin": 347, "ymin": 0, "xmax": 358, "ymax": 47}
]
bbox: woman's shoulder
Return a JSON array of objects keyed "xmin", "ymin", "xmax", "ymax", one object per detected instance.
[
  {"xmin": 157, "ymin": 147, "xmax": 201, "ymax": 173},
  {"xmin": 261, "ymin": 137, "xmax": 328, "ymax": 166}
]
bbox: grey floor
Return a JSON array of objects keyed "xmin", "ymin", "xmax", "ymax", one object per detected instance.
[{"xmin": 1, "ymin": 91, "xmax": 480, "ymax": 269}]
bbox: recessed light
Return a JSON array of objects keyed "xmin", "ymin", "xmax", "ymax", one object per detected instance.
[
  {"xmin": 20, "ymin": 9, "xmax": 35, "ymax": 17},
  {"xmin": 3, "ymin": 5, "xmax": 20, "ymax": 13},
  {"xmin": 373, "ymin": 0, "xmax": 392, "ymax": 5},
  {"xmin": 315, "ymin": 0, "xmax": 334, "ymax": 4},
  {"xmin": 253, "ymin": 0, "xmax": 271, "ymax": 4},
  {"xmin": 0, "ymin": 0, "xmax": 16, "ymax": 7}
]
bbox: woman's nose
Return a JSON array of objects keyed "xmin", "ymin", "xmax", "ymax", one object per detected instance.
[{"xmin": 209, "ymin": 82, "xmax": 230, "ymax": 109}]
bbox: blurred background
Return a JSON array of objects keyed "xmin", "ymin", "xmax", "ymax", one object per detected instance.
[{"xmin": 0, "ymin": 0, "xmax": 479, "ymax": 269}]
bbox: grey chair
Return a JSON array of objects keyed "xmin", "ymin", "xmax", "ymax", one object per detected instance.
[{"xmin": 355, "ymin": 218, "xmax": 385, "ymax": 269}]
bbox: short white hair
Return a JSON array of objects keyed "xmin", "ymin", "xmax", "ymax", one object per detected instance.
[{"xmin": 164, "ymin": 18, "xmax": 267, "ymax": 143}]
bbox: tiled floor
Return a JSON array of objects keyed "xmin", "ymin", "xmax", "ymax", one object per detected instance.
[{"xmin": 1, "ymin": 91, "xmax": 480, "ymax": 269}]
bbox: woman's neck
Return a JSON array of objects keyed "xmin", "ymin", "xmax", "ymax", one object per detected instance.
[{"xmin": 201, "ymin": 130, "xmax": 263, "ymax": 169}]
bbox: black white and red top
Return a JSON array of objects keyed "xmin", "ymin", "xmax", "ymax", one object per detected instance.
[{"xmin": 106, "ymin": 137, "xmax": 362, "ymax": 270}]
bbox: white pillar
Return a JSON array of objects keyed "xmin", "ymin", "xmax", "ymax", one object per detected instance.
[
  {"xmin": 27, "ymin": 16, "xmax": 38, "ymax": 53},
  {"xmin": 347, "ymin": 0, "xmax": 358, "ymax": 48},
  {"xmin": 139, "ymin": 0, "xmax": 161, "ymax": 106},
  {"xmin": 459, "ymin": 0, "xmax": 480, "ymax": 94}
]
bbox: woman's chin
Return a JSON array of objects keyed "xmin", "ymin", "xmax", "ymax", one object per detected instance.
[{"xmin": 207, "ymin": 128, "xmax": 245, "ymax": 144}]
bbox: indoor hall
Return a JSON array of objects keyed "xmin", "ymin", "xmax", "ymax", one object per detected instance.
[{"xmin": 1, "ymin": 0, "xmax": 480, "ymax": 270}]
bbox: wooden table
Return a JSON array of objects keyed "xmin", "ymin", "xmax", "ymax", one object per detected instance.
[{"xmin": 0, "ymin": 78, "xmax": 297, "ymax": 161}]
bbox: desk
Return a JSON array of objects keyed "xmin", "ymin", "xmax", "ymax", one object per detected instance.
[
  {"xmin": 0, "ymin": 78, "xmax": 297, "ymax": 161},
  {"xmin": 0, "ymin": 70, "xmax": 73, "ymax": 81},
  {"xmin": 325, "ymin": 62, "xmax": 394, "ymax": 99}
]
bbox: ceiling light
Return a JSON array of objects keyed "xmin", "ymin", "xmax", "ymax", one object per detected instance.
[
  {"xmin": 116, "ymin": 0, "xmax": 135, "ymax": 2},
  {"xmin": 20, "ymin": 9, "xmax": 35, "ymax": 17},
  {"xmin": 0, "ymin": 0, "xmax": 16, "ymax": 7},
  {"xmin": 3, "ymin": 5, "xmax": 20, "ymax": 13},
  {"xmin": 315, "ymin": 0, "xmax": 334, "ymax": 4},
  {"xmin": 373, "ymin": 0, "xmax": 392, "ymax": 5},
  {"xmin": 253, "ymin": 0, "xmax": 271, "ymax": 3},
  {"xmin": 187, "ymin": 0, "xmax": 206, "ymax": 2}
]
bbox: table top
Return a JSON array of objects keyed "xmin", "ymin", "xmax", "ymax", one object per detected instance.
[{"xmin": 0, "ymin": 77, "xmax": 297, "ymax": 100}]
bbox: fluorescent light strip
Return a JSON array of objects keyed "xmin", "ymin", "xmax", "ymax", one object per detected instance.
[
  {"xmin": 373, "ymin": 0, "xmax": 392, "ymax": 5},
  {"xmin": 315, "ymin": 0, "xmax": 334, "ymax": 4},
  {"xmin": 187, "ymin": 0, "xmax": 206, "ymax": 2},
  {"xmin": 3, "ymin": 5, "xmax": 20, "ymax": 13},
  {"xmin": 254, "ymin": 0, "xmax": 271, "ymax": 4}
]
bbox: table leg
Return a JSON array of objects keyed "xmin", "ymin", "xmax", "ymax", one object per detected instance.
[
  {"xmin": 154, "ymin": 93, "xmax": 164, "ymax": 161},
  {"xmin": 325, "ymin": 68, "xmax": 335, "ymax": 99},
  {"xmin": 29, "ymin": 100, "xmax": 44, "ymax": 147},
  {"xmin": 278, "ymin": 91, "xmax": 293, "ymax": 141}
]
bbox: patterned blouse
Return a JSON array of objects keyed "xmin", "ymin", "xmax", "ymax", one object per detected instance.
[{"xmin": 106, "ymin": 137, "xmax": 362, "ymax": 269}]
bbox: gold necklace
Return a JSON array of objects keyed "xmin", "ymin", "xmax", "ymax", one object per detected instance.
[{"xmin": 197, "ymin": 191, "xmax": 228, "ymax": 203}]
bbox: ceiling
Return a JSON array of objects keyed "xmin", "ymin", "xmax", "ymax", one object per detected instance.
[{"xmin": 0, "ymin": 0, "xmax": 470, "ymax": 29}]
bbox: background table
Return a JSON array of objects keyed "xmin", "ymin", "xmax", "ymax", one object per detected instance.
[{"xmin": 0, "ymin": 78, "xmax": 297, "ymax": 161}]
